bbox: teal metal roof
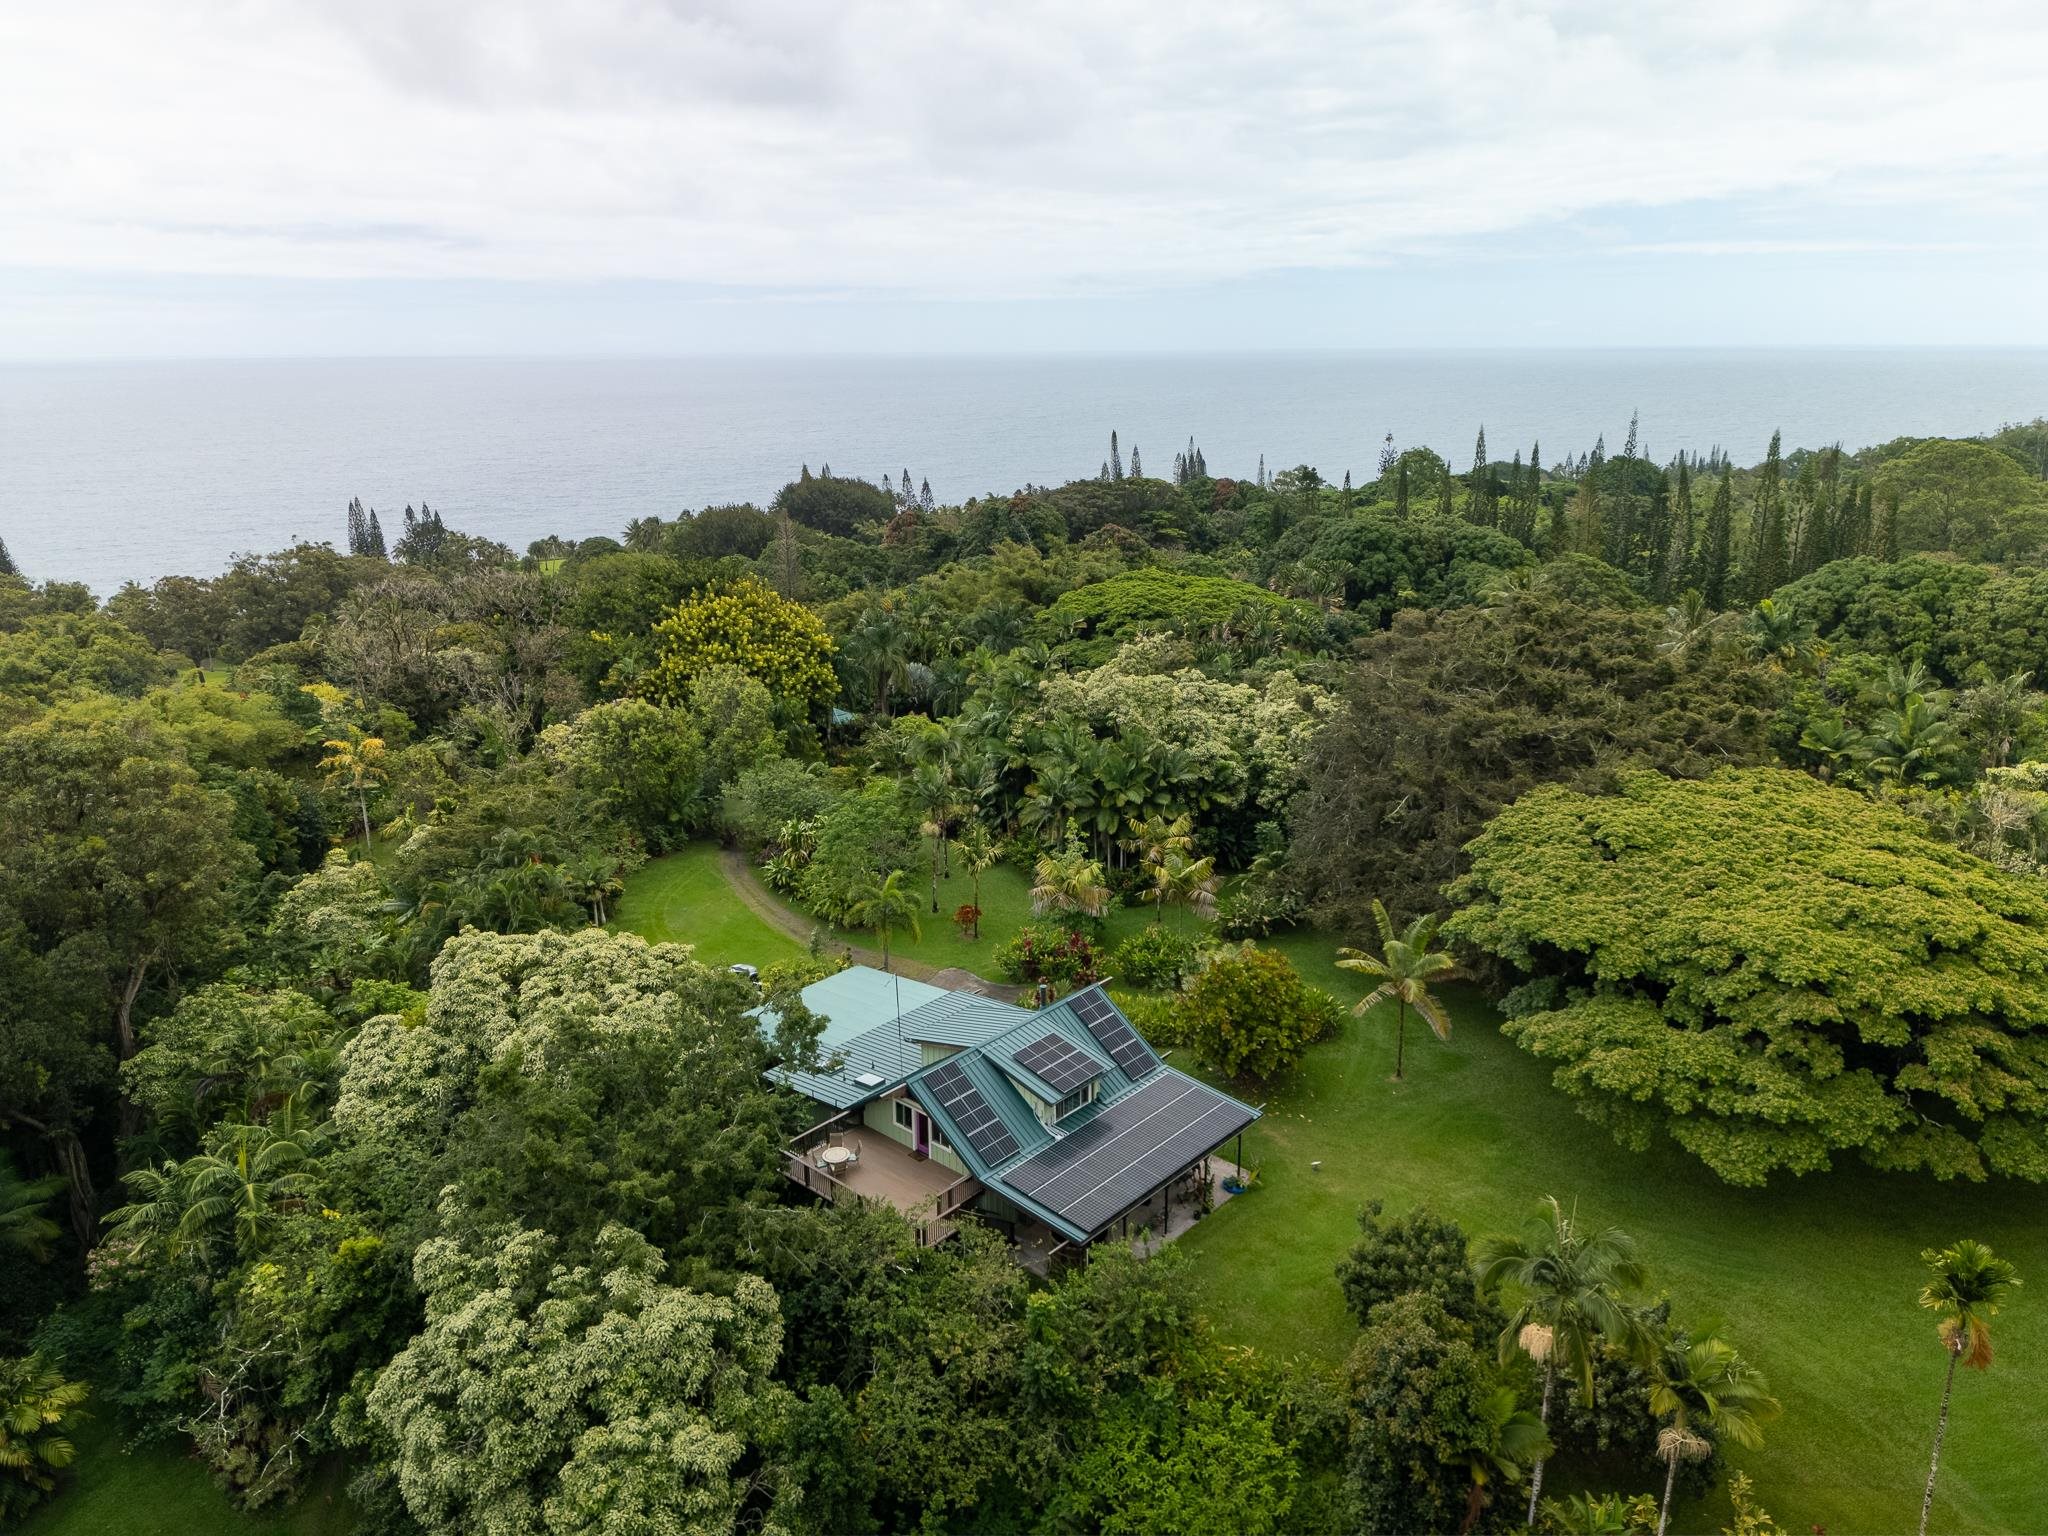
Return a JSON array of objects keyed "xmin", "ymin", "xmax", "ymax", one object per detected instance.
[
  {"xmin": 767, "ymin": 971, "xmax": 1259, "ymax": 1242},
  {"xmin": 764, "ymin": 966, "xmax": 1025, "ymax": 1110},
  {"xmin": 803, "ymin": 968, "xmax": 953, "ymax": 1048},
  {"xmin": 906, "ymin": 985, "xmax": 1260, "ymax": 1244}
]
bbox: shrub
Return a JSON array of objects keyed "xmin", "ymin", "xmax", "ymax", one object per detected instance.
[
  {"xmin": 1109, "ymin": 926, "xmax": 1202, "ymax": 990},
  {"xmin": 721, "ymin": 758, "xmax": 837, "ymax": 850},
  {"xmin": 994, "ymin": 920, "xmax": 1104, "ymax": 989},
  {"xmin": 1175, "ymin": 944, "xmax": 1340, "ymax": 1082}
]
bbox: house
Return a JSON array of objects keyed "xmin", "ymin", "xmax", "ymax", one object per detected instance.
[{"xmin": 767, "ymin": 966, "xmax": 1260, "ymax": 1269}]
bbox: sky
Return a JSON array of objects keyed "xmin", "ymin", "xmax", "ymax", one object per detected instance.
[{"xmin": 3, "ymin": 0, "xmax": 2047, "ymax": 357}]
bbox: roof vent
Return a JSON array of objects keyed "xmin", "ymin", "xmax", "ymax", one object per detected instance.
[{"xmin": 852, "ymin": 1071, "xmax": 885, "ymax": 1088}]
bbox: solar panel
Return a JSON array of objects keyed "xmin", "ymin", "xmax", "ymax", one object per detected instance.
[
  {"xmin": 1069, "ymin": 989, "xmax": 1160, "ymax": 1078},
  {"xmin": 920, "ymin": 1061, "xmax": 1020, "ymax": 1166},
  {"xmin": 1011, "ymin": 1032, "xmax": 1102, "ymax": 1095},
  {"xmin": 1006, "ymin": 1072, "xmax": 1255, "ymax": 1235}
]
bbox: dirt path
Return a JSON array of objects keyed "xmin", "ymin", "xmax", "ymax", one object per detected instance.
[{"xmin": 717, "ymin": 847, "xmax": 1021, "ymax": 999}]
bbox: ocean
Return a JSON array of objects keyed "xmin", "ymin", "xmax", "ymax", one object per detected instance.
[{"xmin": 3, "ymin": 349, "xmax": 2045, "ymax": 592}]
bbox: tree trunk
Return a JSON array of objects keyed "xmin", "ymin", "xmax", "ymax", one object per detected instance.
[
  {"xmin": 1657, "ymin": 1447, "xmax": 1679, "ymax": 1536},
  {"xmin": 1920, "ymin": 1344, "xmax": 1963, "ymax": 1536},
  {"xmin": 115, "ymin": 952, "xmax": 150, "ymax": 1141},
  {"xmin": 1525, "ymin": 1362, "xmax": 1555, "ymax": 1527},
  {"xmin": 358, "ymin": 787, "xmax": 373, "ymax": 852},
  {"xmin": 1394, "ymin": 1000, "xmax": 1408, "ymax": 1079}
]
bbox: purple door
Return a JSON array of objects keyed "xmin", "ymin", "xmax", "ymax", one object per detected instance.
[{"xmin": 914, "ymin": 1109, "xmax": 931, "ymax": 1157}]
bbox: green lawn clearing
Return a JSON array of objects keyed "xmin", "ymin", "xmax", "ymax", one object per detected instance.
[
  {"xmin": 1173, "ymin": 930, "xmax": 2048, "ymax": 1536},
  {"xmin": 18, "ymin": 1410, "xmax": 354, "ymax": 1536},
  {"xmin": 791, "ymin": 858, "xmax": 1185, "ymax": 976},
  {"xmin": 611, "ymin": 843, "xmax": 807, "ymax": 969}
]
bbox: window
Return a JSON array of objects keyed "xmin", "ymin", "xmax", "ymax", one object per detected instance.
[
  {"xmin": 893, "ymin": 1100, "xmax": 915, "ymax": 1131},
  {"xmin": 932, "ymin": 1125, "xmax": 951, "ymax": 1151},
  {"xmin": 1055, "ymin": 1081, "xmax": 1099, "ymax": 1120}
]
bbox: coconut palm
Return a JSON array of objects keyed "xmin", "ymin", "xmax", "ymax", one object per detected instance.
[
  {"xmin": 1335, "ymin": 900, "xmax": 1457, "ymax": 1080},
  {"xmin": 1917, "ymin": 1239, "xmax": 2022, "ymax": 1536},
  {"xmin": 1474, "ymin": 1196, "xmax": 1648, "ymax": 1527},
  {"xmin": 1030, "ymin": 839, "xmax": 1110, "ymax": 921},
  {"xmin": 0, "ymin": 1152, "xmax": 64, "ymax": 1262},
  {"xmin": 319, "ymin": 726, "xmax": 389, "ymax": 853},
  {"xmin": 846, "ymin": 868, "xmax": 922, "ymax": 973},
  {"xmin": 950, "ymin": 821, "xmax": 999, "ymax": 939},
  {"xmin": 1646, "ymin": 1325, "xmax": 1781, "ymax": 1536},
  {"xmin": 109, "ymin": 1120, "xmax": 324, "ymax": 1263}
]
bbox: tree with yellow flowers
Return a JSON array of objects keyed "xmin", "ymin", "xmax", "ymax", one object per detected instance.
[
  {"xmin": 638, "ymin": 577, "xmax": 839, "ymax": 716},
  {"xmin": 320, "ymin": 726, "xmax": 388, "ymax": 854}
]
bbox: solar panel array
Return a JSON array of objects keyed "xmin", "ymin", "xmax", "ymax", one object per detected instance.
[
  {"xmin": 1006, "ymin": 1073, "xmax": 1255, "ymax": 1235},
  {"xmin": 920, "ymin": 1061, "xmax": 1020, "ymax": 1166},
  {"xmin": 1069, "ymin": 988, "xmax": 1160, "ymax": 1078},
  {"xmin": 1011, "ymin": 1032, "xmax": 1102, "ymax": 1094}
]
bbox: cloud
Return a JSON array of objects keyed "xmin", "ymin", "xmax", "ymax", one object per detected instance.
[{"xmin": 1, "ymin": 0, "xmax": 2044, "ymax": 298}]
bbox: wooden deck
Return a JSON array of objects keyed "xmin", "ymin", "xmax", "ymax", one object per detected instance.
[{"xmin": 785, "ymin": 1115, "xmax": 981, "ymax": 1245}]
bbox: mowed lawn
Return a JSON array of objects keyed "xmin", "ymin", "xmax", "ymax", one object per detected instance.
[
  {"xmin": 785, "ymin": 857, "xmax": 1173, "ymax": 976},
  {"xmin": 610, "ymin": 843, "xmax": 807, "ymax": 969},
  {"xmin": 1174, "ymin": 931, "xmax": 2048, "ymax": 1536},
  {"xmin": 18, "ymin": 1414, "xmax": 354, "ymax": 1536}
]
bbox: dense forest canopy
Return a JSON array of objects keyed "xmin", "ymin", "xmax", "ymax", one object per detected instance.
[{"xmin": 2, "ymin": 412, "xmax": 2045, "ymax": 1532}]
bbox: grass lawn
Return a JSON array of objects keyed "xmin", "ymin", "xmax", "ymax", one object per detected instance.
[
  {"xmin": 1174, "ymin": 930, "xmax": 2048, "ymax": 1536},
  {"xmin": 18, "ymin": 1411, "xmax": 354, "ymax": 1536},
  {"xmin": 791, "ymin": 858, "xmax": 1180, "ymax": 976},
  {"xmin": 611, "ymin": 842, "xmax": 807, "ymax": 969}
]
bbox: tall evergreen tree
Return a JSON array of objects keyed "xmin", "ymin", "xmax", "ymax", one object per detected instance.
[
  {"xmin": 1659, "ymin": 458, "xmax": 1696, "ymax": 599},
  {"xmin": 1569, "ymin": 476, "xmax": 1604, "ymax": 558},
  {"xmin": 1128, "ymin": 445, "xmax": 1141, "ymax": 478},
  {"xmin": 366, "ymin": 509, "xmax": 387, "ymax": 560},
  {"xmin": 919, "ymin": 477, "xmax": 935, "ymax": 512},
  {"xmin": 346, "ymin": 496, "xmax": 368, "ymax": 555},
  {"xmin": 1470, "ymin": 426, "xmax": 1495, "ymax": 526},
  {"xmin": 1194, "ymin": 447, "xmax": 1207, "ymax": 477},
  {"xmin": 1874, "ymin": 485, "xmax": 1901, "ymax": 561},
  {"xmin": 0, "ymin": 536, "xmax": 15, "ymax": 577},
  {"xmin": 1435, "ymin": 463, "xmax": 1454, "ymax": 519},
  {"xmin": 1258, "ymin": 453, "xmax": 1267, "ymax": 489},
  {"xmin": 1379, "ymin": 433, "xmax": 1398, "ymax": 478},
  {"xmin": 901, "ymin": 467, "xmax": 914, "ymax": 507},
  {"xmin": 1342, "ymin": 468, "xmax": 1354, "ymax": 512},
  {"xmin": 1788, "ymin": 455, "xmax": 1827, "ymax": 577},
  {"xmin": 1746, "ymin": 431, "xmax": 1788, "ymax": 600},
  {"xmin": 1701, "ymin": 464, "xmax": 1735, "ymax": 609},
  {"xmin": 1110, "ymin": 433, "xmax": 1123, "ymax": 480}
]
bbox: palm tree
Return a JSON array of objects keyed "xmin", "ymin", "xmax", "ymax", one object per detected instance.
[
  {"xmin": 1452, "ymin": 1384, "xmax": 1551, "ymax": 1535},
  {"xmin": 1474, "ymin": 1196, "xmax": 1648, "ymax": 1527},
  {"xmin": 1132, "ymin": 813, "xmax": 1216, "ymax": 926},
  {"xmin": 108, "ymin": 1121, "xmax": 324, "ymax": 1263},
  {"xmin": 0, "ymin": 1152, "xmax": 64, "ymax": 1262},
  {"xmin": 950, "ymin": 821, "xmax": 999, "ymax": 939},
  {"xmin": 847, "ymin": 868, "xmax": 922, "ymax": 973},
  {"xmin": 1030, "ymin": 839, "xmax": 1110, "ymax": 921},
  {"xmin": 1657, "ymin": 590, "xmax": 1726, "ymax": 663},
  {"xmin": 1540, "ymin": 1492, "xmax": 1635, "ymax": 1535},
  {"xmin": 320, "ymin": 727, "xmax": 389, "ymax": 854},
  {"xmin": 1917, "ymin": 1239, "xmax": 2022, "ymax": 1536},
  {"xmin": 0, "ymin": 1354, "xmax": 90, "ymax": 1520},
  {"xmin": 1646, "ymin": 1325, "xmax": 1781, "ymax": 1536},
  {"xmin": 1335, "ymin": 900, "xmax": 1457, "ymax": 1080}
]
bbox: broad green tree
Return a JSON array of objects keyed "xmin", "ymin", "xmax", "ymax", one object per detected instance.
[
  {"xmin": 364, "ymin": 1222, "xmax": 783, "ymax": 1536},
  {"xmin": 1474, "ymin": 1197, "xmax": 1647, "ymax": 1527},
  {"xmin": 1916, "ymin": 1240, "xmax": 2022, "ymax": 1536},
  {"xmin": 1449, "ymin": 768, "xmax": 2048, "ymax": 1186},
  {"xmin": 1335, "ymin": 901, "xmax": 1457, "ymax": 1081}
]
